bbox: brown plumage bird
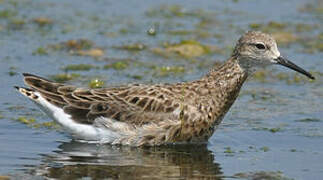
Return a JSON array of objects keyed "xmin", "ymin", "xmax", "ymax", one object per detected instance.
[{"xmin": 16, "ymin": 31, "xmax": 314, "ymax": 146}]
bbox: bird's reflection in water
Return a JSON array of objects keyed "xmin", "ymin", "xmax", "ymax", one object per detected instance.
[{"xmin": 38, "ymin": 141, "xmax": 223, "ymax": 179}]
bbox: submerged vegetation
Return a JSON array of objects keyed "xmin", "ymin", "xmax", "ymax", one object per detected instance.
[
  {"xmin": 88, "ymin": 79, "xmax": 105, "ymax": 88},
  {"xmin": 151, "ymin": 40, "xmax": 221, "ymax": 58},
  {"xmin": 16, "ymin": 116, "xmax": 59, "ymax": 129},
  {"xmin": 50, "ymin": 73, "xmax": 80, "ymax": 83},
  {"xmin": 63, "ymin": 64, "xmax": 95, "ymax": 71},
  {"xmin": 104, "ymin": 61, "xmax": 129, "ymax": 70}
]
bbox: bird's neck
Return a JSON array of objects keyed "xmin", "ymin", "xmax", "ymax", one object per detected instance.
[
  {"xmin": 201, "ymin": 57, "xmax": 248, "ymax": 125},
  {"xmin": 204, "ymin": 57, "xmax": 248, "ymax": 85}
]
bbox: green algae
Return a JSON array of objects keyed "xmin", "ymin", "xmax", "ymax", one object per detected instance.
[
  {"xmin": 0, "ymin": 175, "xmax": 10, "ymax": 180},
  {"xmin": 166, "ymin": 40, "xmax": 210, "ymax": 57},
  {"xmin": 32, "ymin": 121, "xmax": 59, "ymax": 129},
  {"xmin": 16, "ymin": 116, "xmax": 59, "ymax": 129},
  {"xmin": 145, "ymin": 5, "xmax": 191, "ymax": 18},
  {"xmin": 234, "ymin": 171, "xmax": 294, "ymax": 180},
  {"xmin": 260, "ymin": 146, "xmax": 270, "ymax": 152},
  {"xmin": 253, "ymin": 126, "xmax": 283, "ymax": 133},
  {"xmin": 295, "ymin": 118, "xmax": 321, "ymax": 123},
  {"xmin": 8, "ymin": 18, "xmax": 25, "ymax": 30},
  {"xmin": 32, "ymin": 17, "xmax": 53, "ymax": 27},
  {"xmin": 152, "ymin": 66, "xmax": 186, "ymax": 77},
  {"xmin": 290, "ymin": 149, "xmax": 297, "ymax": 152},
  {"xmin": 269, "ymin": 127, "xmax": 281, "ymax": 133},
  {"xmin": 275, "ymin": 72, "xmax": 290, "ymax": 81},
  {"xmin": 50, "ymin": 39, "xmax": 94, "ymax": 51},
  {"xmin": 8, "ymin": 71, "xmax": 17, "ymax": 76},
  {"xmin": 75, "ymin": 48, "xmax": 104, "ymax": 58},
  {"xmin": 63, "ymin": 64, "xmax": 95, "ymax": 71},
  {"xmin": 272, "ymin": 32, "xmax": 298, "ymax": 45},
  {"xmin": 104, "ymin": 61, "xmax": 129, "ymax": 70},
  {"xmin": 299, "ymin": 1, "xmax": 323, "ymax": 14},
  {"xmin": 248, "ymin": 70, "xmax": 318, "ymax": 84},
  {"xmin": 146, "ymin": 4, "xmax": 214, "ymax": 19},
  {"xmin": 50, "ymin": 73, "xmax": 80, "ymax": 83},
  {"xmin": 152, "ymin": 40, "xmax": 219, "ymax": 58},
  {"xmin": 32, "ymin": 47, "xmax": 49, "ymax": 56},
  {"xmin": 16, "ymin": 116, "xmax": 36, "ymax": 125},
  {"xmin": 299, "ymin": 33, "xmax": 323, "ymax": 53},
  {"xmin": 167, "ymin": 30, "xmax": 212, "ymax": 39},
  {"xmin": 249, "ymin": 21, "xmax": 286, "ymax": 32},
  {"xmin": 7, "ymin": 66, "xmax": 17, "ymax": 76},
  {"xmin": 89, "ymin": 79, "xmax": 104, "ymax": 88},
  {"xmin": 46, "ymin": 39, "xmax": 104, "ymax": 58},
  {"xmin": 224, "ymin": 147, "xmax": 234, "ymax": 154},
  {"xmin": 114, "ymin": 43, "xmax": 146, "ymax": 51},
  {"xmin": 0, "ymin": 9, "xmax": 17, "ymax": 19},
  {"xmin": 295, "ymin": 23, "xmax": 317, "ymax": 32},
  {"xmin": 248, "ymin": 22, "xmax": 298, "ymax": 45},
  {"xmin": 147, "ymin": 27, "xmax": 157, "ymax": 36},
  {"xmin": 127, "ymin": 74, "xmax": 143, "ymax": 80},
  {"xmin": 252, "ymin": 71, "xmax": 268, "ymax": 83}
]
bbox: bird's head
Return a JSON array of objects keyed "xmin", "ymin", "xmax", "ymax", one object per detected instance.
[{"xmin": 233, "ymin": 31, "xmax": 314, "ymax": 80}]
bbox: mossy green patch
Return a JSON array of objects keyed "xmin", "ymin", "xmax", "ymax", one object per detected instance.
[
  {"xmin": 295, "ymin": 23, "xmax": 317, "ymax": 32},
  {"xmin": 8, "ymin": 18, "xmax": 25, "ymax": 30},
  {"xmin": 269, "ymin": 127, "xmax": 281, "ymax": 133},
  {"xmin": 33, "ymin": 121, "xmax": 59, "ymax": 129},
  {"xmin": 290, "ymin": 149, "xmax": 297, "ymax": 152},
  {"xmin": 104, "ymin": 61, "xmax": 129, "ymax": 70},
  {"xmin": 272, "ymin": 32, "xmax": 298, "ymax": 45},
  {"xmin": 299, "ymin": 33, "xmax": 323, "ymax": 53},
  {"xmin": 152, "ymin": 66, "xmax": 186, "ymax": 77},
  {"xmin": 48, "ymin": 39, "xmax": 103, "ymax": 58},
  {"xmin": 224, "ymin": 147, "xmax": 234, "ymax": 154},
  {"xmin": 33, "ymin": 17, "xmax": 53, "ymax": 27},
  {"xmin": 16, "ymin": 116, "xmax": 59, "ymax": 129},
  {"xmin": 127, "ymin": 74, "xmax": 143, "ymax": 80},
  {"xmin": 147, "ymin": 27, "xmax": 157, "ymax": 36},
  {"xmin": 146, "ymin": 4, "xmax": 214, "ymax": 19},
  {"xmin": 234, "ymin": 171, "xmax": 294, "ymax": 180},
  {"xmin": 114, "ymin": 43, "xmax": 146, "ymax": 51},
  {"xmin": 0, "ymin": 175, "xmax": 10, "ymax": 180},
  {"xmin": 166, "ymin": 40, "xmax": 209, "ymax": 57},
  {"xmin": 167, "ymin": 30, "xmax": 212, "ymax": 39},
  {"xmin": 89, "ymin": 79, "xmax": 104, "ymax": 88},
  {"xmin": 299, "ymin": 2, "xmax": 323, "ymax": 14},
  {"xmin": 50, "ymin": 73, "xmax": 80, "ymax": 83},
  {"xmin": 0, "ymin": 9, "xmax": 17, "ymax": 18},
  {"xmin": 32, "ymin": 47, "xmax": 49, "ymax": 56},
  {"xmin": 63, "ymin": 64, "xmax": 95, "ymax": 71},
  {"xmin": 275, "ymin": 72, "xmax": 289, "ymax": 81},
  {"xmin": 152, "ymin": 40, "xmax": 218, "ymax": 58},
  {"xmin": 17, "ymin": 116, "xmax": 36, "ymax": 125},
  {"xmin": 75, "ymin": 49, "xmax": 104, "ymax": 58},
  {"xmin": 249, "ymin": 21, "xmax": 286, "ymax": 33},
  {"xmin": 8, "ymin": 71, "xmax": 17, "ymax": 76},
  {"xmin": 260, "ymin": 146, "xmax": 270, "ymax": 152},
  {"xmin": 295, "ymin": 118, "xmax": 321, "ymax": 123},
  {"xmin": 252, "ymin": 71, "xmax": 268, "ymax": 83},
  {"xmin": 50, "ymin": 39, "xmax": 94, "ymax": 51},
  {"xmin": 255, "ymin": 127, "xmax": 283, "ymax": 133},
  {"xmin": 145, "ymin": 5, "xmax": 190, "ymax": 18}
]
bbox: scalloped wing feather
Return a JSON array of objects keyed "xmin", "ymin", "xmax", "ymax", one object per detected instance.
[{"xmin": 22, "ymin": 73, "xmax": 186, "ymax": 126}]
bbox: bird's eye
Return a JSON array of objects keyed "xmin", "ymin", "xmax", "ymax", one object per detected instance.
[{"xmin": 255, "ymin": 43, "xmax": 266, "ymax": 50}]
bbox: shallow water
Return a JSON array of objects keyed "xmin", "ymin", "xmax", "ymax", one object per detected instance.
[{"xmin": 0, "ymin": 0, "xmax": 322, "ymax": 179}]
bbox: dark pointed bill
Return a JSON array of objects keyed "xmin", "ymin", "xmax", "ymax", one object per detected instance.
[{"xmin": 275, "ymin": 56, "xmax": 315, "ymax": 80}]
